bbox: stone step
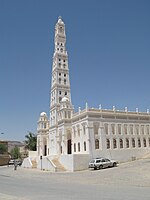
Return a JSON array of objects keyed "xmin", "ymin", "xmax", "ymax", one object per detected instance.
[
  {"xmin": 31, "ymin": 160, "xmax": 37, "ymax": 168},
  {"xmin": 52, "ymin": 158, "xmax": 66, "ymax": 172}
]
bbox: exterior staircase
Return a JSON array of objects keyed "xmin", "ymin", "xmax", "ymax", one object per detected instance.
[
  {"xmin": 31, "ymin": 159, "xmax": 37, "ymax": 168},
  {"xmin": 52, "ymin": 158, "xmax": 66, "ymax": 172}
]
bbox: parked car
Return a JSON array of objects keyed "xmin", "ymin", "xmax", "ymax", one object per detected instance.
[
  {"xmin": 8, "ymin": 159, "xmax": 14, "ymax": 165},
  {"xmin": 89, "ymin": 157, "xmax": 118, "ymax": 170},
  {"xmin": 8, "ymin": 159, "xmax": 22, "ymax": 166}
]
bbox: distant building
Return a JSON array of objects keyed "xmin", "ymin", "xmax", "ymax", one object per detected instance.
[
  {"xmin": 0, "ymin": 141, "xmax": 8, "ymax": 154},
  {"xmin": 7, "ymin": 141, "xmax": 24, "ymax": 153},
  {"xmin": 24, "ymin": 17, "xmax": 150, "ymax": 171},
  {"xmin": 0, "ymin": 141, "xmax": 9, "ymax": 166},
  {"xmin": 7, "ymin": 141, "xmax": 27, "ymax": 159}
]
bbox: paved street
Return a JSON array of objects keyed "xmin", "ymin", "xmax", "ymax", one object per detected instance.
[{"xmin": 0, "ymin": 158, "xmax": 150, "ymax": 200}]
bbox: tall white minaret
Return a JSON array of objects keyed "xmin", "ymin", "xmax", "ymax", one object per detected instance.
[{"xmin": 50, "ymin": 17, "xmax": 72, "ymax": 127}]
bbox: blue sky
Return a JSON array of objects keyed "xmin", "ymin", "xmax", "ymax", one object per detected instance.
[{"xmin": 0, "ymin": 0, "xmax": 150, "ymax": 141}]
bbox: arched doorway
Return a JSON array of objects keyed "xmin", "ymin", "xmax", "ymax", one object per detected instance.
[
  {"xmin": 67, "ymin": 129, "xmax": 72, "ymax": 154},
  {"xmin": 67, "ymin": 139, "xmax": 71, "ymax": 154}
]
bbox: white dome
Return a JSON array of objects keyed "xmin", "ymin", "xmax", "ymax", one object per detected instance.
[
  {"xmin": 58, "ymin": 16, "xmax": 64, "ymax": 24},
  {"xmin": 40, "ymin": 112, "xmax": 47, "ymax": 117},
  {"xmin": 62, "ymin": 96, "xmax": 69, "ymax": 102}
]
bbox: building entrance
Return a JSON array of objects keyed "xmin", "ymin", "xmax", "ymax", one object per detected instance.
[{"xmin": 67, "ymin": 139, "xmax": 71, "ymax": 154}]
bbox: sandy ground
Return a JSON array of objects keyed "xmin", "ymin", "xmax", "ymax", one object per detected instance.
[{"xmin": 0, "ymin": 158, "xmax": 150, "ymax": 200}]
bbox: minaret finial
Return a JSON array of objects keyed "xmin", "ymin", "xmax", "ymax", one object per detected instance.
[{"xmin": 57, "ymin": 16, "xmax": 64, "ymax": 24}]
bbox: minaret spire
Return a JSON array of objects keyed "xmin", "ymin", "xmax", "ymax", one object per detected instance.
[{"xmin": 50, "ymin": 17, "xmax": 72, "ymax": 127}]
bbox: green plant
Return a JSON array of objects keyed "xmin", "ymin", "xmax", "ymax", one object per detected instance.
[
  {"xmin": 24, "ymin": 132, "xmax": 37, "ymax": 151},
  {"xmin": 0, "ymin": 144, "xmax": 7, "ymax": 154},
  {"xmin": 10, "ymin": 146, "xmax": 21, "ymax": 159}
]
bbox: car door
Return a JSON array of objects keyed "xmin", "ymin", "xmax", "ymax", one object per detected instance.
[
  {"xmin": 101, "ymin": 159, "xmax": 107, "ymax": 168},
  {"xmin": 96, "ymin": 159, "xmax": 101, "ymax": 168},
  {"xmin": 104, "ymin": 159, "xmax": 111, "ymax": 167}
]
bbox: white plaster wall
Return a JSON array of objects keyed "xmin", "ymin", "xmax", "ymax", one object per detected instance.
[
  {"xmin": 91, "ymin": 148, "xmax": 150, "ymax": 162},
  {"xmin": 59, "ymin": 154, "xmax": 90, "ymax": 171},
  {"xmin": 28, "ymin": 151, "xmax": 38, "ymax": 158},
  {"xmin": 36, "ymin": 156, "xmax": 56, "ymax": 172},
  {"xmin": 73, "ymin": 154, "xmax": 90, "ymax": 171},
  {"xmin": 22, "ymin": 157, "xmax": 32, "ymax": 168},
  {"xmin": 59, "ymin": 154, "xmax": 74, "ymax": 171}
]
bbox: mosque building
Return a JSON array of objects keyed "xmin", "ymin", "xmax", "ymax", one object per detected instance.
[{"xmin": 23, "ymin": 17, "xmax": 150, "ymax": 171}]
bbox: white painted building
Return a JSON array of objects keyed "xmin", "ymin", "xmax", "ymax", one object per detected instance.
[{"xmin": 23, "ymin": 17, "xmax": 150, "ymax": 171}]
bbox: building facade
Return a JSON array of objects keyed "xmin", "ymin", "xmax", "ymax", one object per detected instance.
[{"xmin": 34, "ymin": 17, "xmax": 150, "ymax": 171}]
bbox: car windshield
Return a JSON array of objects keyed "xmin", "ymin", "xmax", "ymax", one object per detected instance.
[{"xmin": 90, "ymin": 160, "xmax": 95, "ymax": 163}]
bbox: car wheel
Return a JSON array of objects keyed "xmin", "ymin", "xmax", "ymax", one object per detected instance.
[
  {"xmin": 94, "ymin": 167, "xmax": 97, "ymax": 170},
  {"xmin": 99, "ymin": 165, "xmax": 103, "ymax": 170},
  {"xmin": 113, "ymin": 162, "xmax": 117, "ymax": 167}
]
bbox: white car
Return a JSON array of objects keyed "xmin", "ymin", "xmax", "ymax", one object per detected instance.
[
  {"xmin": 8, "ymin": 159, "xmax": 14, "ymax": 165},
  {"xmin": 89, "ymin": 157, "xmax": 118, "ymax": 170}
]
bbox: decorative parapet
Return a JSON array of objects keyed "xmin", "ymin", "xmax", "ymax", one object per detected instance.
[{"xmin": 72, "ymin": 107, "xmax": 150, "ymax": 122}]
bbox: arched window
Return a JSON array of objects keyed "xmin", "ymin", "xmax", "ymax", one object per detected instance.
[
  {"xmin": 141, "ymin": 125, "xmax": 144, "ymax": 135},
  {"xmin": 44, "ymin": 123, "xmax": 46, "ymax": 129},
  {"xmin": 78, "ymin": 143, "xmax": 80, "ymax": 152},
  {"xmin": 143, "ymin": 138, "xmax": 146, "ymax": 147},
  {"xmin": 149, "ymin": 138, "xmax": 150, "ymax": 147},
  {"xmin": 59, "ymin": 26, "xmax": 63, "ymax": 33},
  {"xmin": 111, "ymin": 124, "xmax": 115, "ymax": 134},
  {"xmin": 138, "ymin": 138, "xmax": 141, "ymax": 147},
  {"xmin": 95, "ymin": 139, "xmax": 99, "ymax": 149},
  {"xmin": 118, "ymin": 124, "xmax": 121, "ymax": 135},
  {"xmin": 83, "ymin": 125, "xmax": 86, "ymax": 135},
  {"xmin": 135, "ymin": 125, "xmax": 139, "ymax": 135},
  {"xmin": 59, "ymin": 78, "xmax": 61, "ymax": 84},
  {"xmin": 77, "ymin": 127, "xmax": 80, "ymax": 137},
  {"xmin": 68, "ymin": 111, "xmax": 71, "ymax": 118},
  {"xmin": 130, "ymin": 125, "xmax": 133, "ymax": 134},
  {"xmin": 94, "ymin": 123, "xmax": 99, "ymax": 135},
  {"xmin": 59, "ymin": 97, "xmax": 62, "ymax": 102},
  {"xmin": 126, "ymin": 138, "xmax": 129, "ymax": 148},
  {"xmin": 113, "ymin": 139, "xmax": 117, "ymax": 149},
  {"xmin": 64, "ymin": 79, "xmax": 66, "ymax": 84},
  {"xmin": 65, "ymin": 111, "xmax": 67, "ymax": 118},
  {"xmin": 104, "ymin": 124, "xmax": 108, "ymax": 135},
  {"xmin": 74, "ymin": 143, "xmax": 76, "ymax": 152},
  {"xmin": 73, "ymin": 128, "xmax": 76, "ymax": 138},
  {"xmin": 120, "ymin": 139, "xmax": 123, "ymax": 148},
  {"xmin": 106, "ymin": 139, "xmax": 110, "ymax": 149},
  {"xmin": 124, "ymin": 124, "xmax": 128, "ymax": 135},
  {"xmin": 146, "ymin": 126, "xmax": 149, "ymax": 135},
  {"xmin": 132, "ymin": 138, "xmax": 135, "ymax": 148},
  {"xmin": 84, "ymin": 142, "xmax": 86, "ymax": 151}
]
